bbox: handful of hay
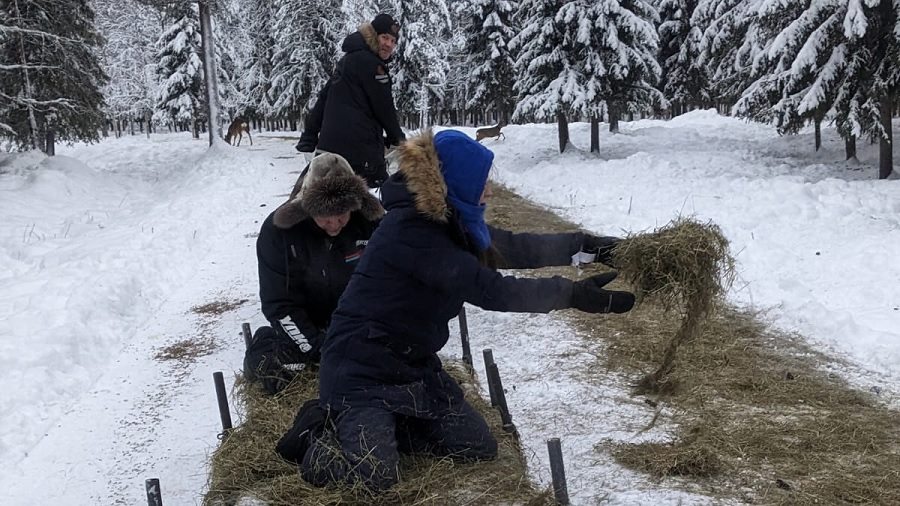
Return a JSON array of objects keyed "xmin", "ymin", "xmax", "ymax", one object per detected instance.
[{"xmin": 612, "ymin": 217, "xmax": 736, "ymax": 393}]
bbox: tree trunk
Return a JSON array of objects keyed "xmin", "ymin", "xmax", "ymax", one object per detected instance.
[
  {"xmin": 814, "ymin": 116, "xmax": 822, "ymax": 151},
  {"xmin": 44, "ymin": 127, "xmax": 55, "ymax": 156},
  {"xmin": 879, "ymin": 92, "xmax": 893, "ymax": 179},
  {"xmin": 590, "ymin": 117, "xmax": 600, "ymax": 153},
  {"xmin": 608, "ymin": 102, "xmax": 620, "ymax": 134},
  {"xmin": 199, "ymin": 0, "xmax": 221, "ymax": 146},
  {"xmin": 845, "ymin": 134, "xmax": 857, "ymax": 160},
  {"xmin": 556, "ymin": 111, "xmax": 569, "ymax": 153}
]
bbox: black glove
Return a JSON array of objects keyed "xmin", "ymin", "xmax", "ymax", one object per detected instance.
[
  {"xmin": 571, "ymin": 272, "xmax": 635, "ymax": 314},
  {"xmin": 582, "ymin": 234, "xmax": 621, "ymax": 268},
  {"xmin": 244, "ymin": 326, "xmax": 313, "ymax": 395},
  {"xmin": 295, "ymin": 132, "xmax": 317, "ymax": 153}
]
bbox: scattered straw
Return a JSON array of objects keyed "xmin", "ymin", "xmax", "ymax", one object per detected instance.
[
  {"xmin": 205, "ymin": 362, "xmax": 552, "ymax": 506},
  {"xmin": 613, "ymin": 217, "xmax": 735, "ymax": 393},
  {"xmin": 191, "ymin": 298, "xmax": 249, "ymax": 316},
  {"xmin": 486, "ymin": 184, "xmax": 900, "ymax": 506}
]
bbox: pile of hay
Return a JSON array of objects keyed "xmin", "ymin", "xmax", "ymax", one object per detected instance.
[
  {"xmin": 205, "ymin": 361, "xmax": 553, "ymax": 506},
  {"xmin": 612, "ymin": 217, "xmax": 735, "ymax": 394}
]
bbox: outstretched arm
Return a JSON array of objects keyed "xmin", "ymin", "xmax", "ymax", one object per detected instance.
[{"xmin": 488, "ymin": 225, "xmax": 584, "ymax": 269}]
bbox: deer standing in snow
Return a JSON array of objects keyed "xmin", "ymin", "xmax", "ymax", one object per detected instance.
[{"xmin": 225, "ymin": 118, "xmax": 252, "ymax": 146}]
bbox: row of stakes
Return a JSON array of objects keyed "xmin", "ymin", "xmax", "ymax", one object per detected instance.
[{"xmin": 145, "ymin": 313, "xmax": 571, "ymax": 505}]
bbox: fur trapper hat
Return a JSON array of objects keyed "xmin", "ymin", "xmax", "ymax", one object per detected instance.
[{"xmin": 273, "ymin": 153, "xmax": 384, "ymax": 228}]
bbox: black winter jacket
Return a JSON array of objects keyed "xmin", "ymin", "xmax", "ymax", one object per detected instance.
[
  {"xmin": 257, "ymin": 211, "xmax": 379, "ymax": 344},
  {"xmin": 318, "ymin": 132, "xmax": 588, "ymax": 417},
  {"xmin": 299, "ymin": 23, "xmax": 405, "ymax": 183}
]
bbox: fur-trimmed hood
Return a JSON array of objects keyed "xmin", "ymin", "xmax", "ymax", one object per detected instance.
[
  {"xmin": 392, "ymin": 129, "xmax": 494, "ymax": 219},
  {"xmin": 341, "ymin": 23, "xmax": 390, "ymax": 61},
  {"xmin": 273, "ymin": 153, "xmax": 384, "ymax": 229},
  {"xmin": 393, "ymin": 129, "xmax": 449, "ymax": 222}
]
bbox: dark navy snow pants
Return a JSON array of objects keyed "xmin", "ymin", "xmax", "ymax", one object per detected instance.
[{"xmin": 300, "ymin": 400, "xmax": 498, "ymax": 491}]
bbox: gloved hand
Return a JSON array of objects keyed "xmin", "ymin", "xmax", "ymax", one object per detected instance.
[
  {"xmin": 295, "ymin": 132, "xmax": 318, "ymax": 153},
  {"xmin": 571, "ymin": 272, "xmax": 635, "ymax": 314},
  {"xmin": 244, "ymin": 326, "xmax": 317, "ymax": 395},
  {"xmin": 582, "ymin": 234, "xmax": 621, "ymax": 268}
]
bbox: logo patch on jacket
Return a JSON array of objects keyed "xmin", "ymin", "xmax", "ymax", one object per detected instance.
[
  {"xmin": 375, "ymin": 65, "xmax": 389, "ymax": 84},
  {"xmin": 345, "ymin": 250, "xmax": 363, "ymax": 263}
]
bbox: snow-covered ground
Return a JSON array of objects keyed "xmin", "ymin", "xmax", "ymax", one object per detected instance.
[{"xmin": 0, "ymin": 111, "xmax": 897, "ymax": 505}]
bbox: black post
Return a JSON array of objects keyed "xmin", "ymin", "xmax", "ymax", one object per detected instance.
[
  {"xmin": 145, "ymin": 478, "xmax": 163, "ymax": 506},
  {"xmin": 483, "ymin": 348, "xmax": 497, "ymax": 407},
  {"xmin": 547, "ymin": 438, "xmax": 570, "ymax": 505},
  {"xmin": 241, "ymin": 322, "xmax": 252, "ymax": 350},
  {"xmin": 487, "ymin": 362, "xmax": 516, "ymax": 435},
  {"xmin": 458, "ymin": 307, "xmax": 472, "ymax": 369},
  {"xmin": 213, "ymin": 371, "xmax": 233, "ymax": 432}
]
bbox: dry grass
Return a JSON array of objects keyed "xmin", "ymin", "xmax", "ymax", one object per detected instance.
[
  {"xmin": 204, "ymin": 361, "xmax": 553, "ymax": 506},
  {"xmin": 191, "ymin": 298, "xmax": 249, "ymax": 316},
  {"xmin": 486, "ymin": 183, "xmax": 900, "ymax": 506},
  {"xmin": 154, "ymin": 336, "xmax": 217, "ymax": 362}
]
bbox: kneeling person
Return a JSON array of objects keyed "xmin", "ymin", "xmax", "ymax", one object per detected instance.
[
  {"xmin": 278, "ymin": 129, "xmax": 634, "ymax": 490},
  {"xmin": 245, "ymin": 153, "xmax": 383, "ymax": 394}
]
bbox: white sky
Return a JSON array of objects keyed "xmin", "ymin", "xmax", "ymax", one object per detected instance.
[{"xmin": 0, "ymin": 111, "xmax": 898, "ymax": 505}]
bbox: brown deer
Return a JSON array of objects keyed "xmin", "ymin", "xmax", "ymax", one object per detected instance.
[
  {"xmin": 475, "ymin": 122, "xmax": 506, "ymax": 143},
  {"xmin": 225, "ymin": 118, "xmax": 252, "ymax": 146}
]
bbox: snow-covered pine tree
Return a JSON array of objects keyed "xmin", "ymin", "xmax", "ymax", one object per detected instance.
[
  {"xmin": 510, "ymin": 0, "xmax": 573, "ymax": 151},
  {"xmin": 463, "ymin": 0, "xmax": 518, "ymax": 125},
  {"xmin": 694, "ymin": 0, "xmax": 763, "ymax": 112},
  {"xmin": 560, "ymin": 0, "xmax": 663, "ymax": 143},
  {"xmin": 340, "ymin": 0, "xmax": 380, "ymax": 34},
  {"xmin": 657, "ymin": 0, "xmax": 709, "ymax": 116},
  {"xmin": 392, "ymin": 0, "xmax": 454, "ymax": 127},
  {"xmin": 850, "ymin": 0, "xmax": 900, "ymax": 179},
  {"xmin": 444, "ymin": 1, "xmax": 473, "ymax": 125},
  {"xmin": 0, "ymin": 0, "xmax": 107, "ymax": 151},
  {"xmin": 239, "ymin": 0, "xmax": 278, "ymax": 126},
  {"xmin": 269, "ymin": 0, "xmax": 341, "ymax": 129},
  {"xmin": 211, "ymin": 0, "xmax": 251, "ymax": 127},
  {"xmin": 732, "ymin": 0, "xmax": 850, "ymax": 151},
  {"xmin": 95, "ymin": 0, "xmax": 161, "ymax": 137},
  {"xmin": 154, "ymin": 1, "xmax": 204, "ymax": 137}
]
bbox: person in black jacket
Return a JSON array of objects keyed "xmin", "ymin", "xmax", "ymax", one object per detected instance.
[
  {"xmin": 244, "ymin": 153, "xmax": 383, "ymax": 395},
  {"xmin": 295, "ymin": 13, "xmax": 405, "ymax": 188},
  {"xmin": 276, "ymin": 129, "xmax": 633, "ymax": 490}
]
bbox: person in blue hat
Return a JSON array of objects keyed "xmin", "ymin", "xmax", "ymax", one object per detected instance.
[{"xmin": 277, "ymin": 129, "xmax": 635, "ymax": 491}]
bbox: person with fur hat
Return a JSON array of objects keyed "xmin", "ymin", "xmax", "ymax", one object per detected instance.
[
  {"xmin": 294, "ymin": 13, "xmax": 405, "ymax": 188},
  {"xmin": 276, "ymin": 129, "xmax": 634, "ymax": 491},
  {"xmin": 244, "ymin": 153, "xmax": 383, "ymax": 395}
]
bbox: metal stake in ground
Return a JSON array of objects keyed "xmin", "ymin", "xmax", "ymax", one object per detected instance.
[
  {"xmin": 483, "ymin": 348, "xmax": 498, "ymax": 407},
  {"xmin": 145, "ymin": 478, "xmax": 163, "ymax": 506},
  {"xmin": 487, "ymin": 362, "xmax": 517, "ymax": 435},
  {"xmin": 547, "ymin": 438, "xmax": 570, "ymax": 505},
  {"xmin": 241, "ymin": 322, "xmax": 252, "ymax": 350},
  {"xmin": 213, "ymin": 371, "xmax": 233, "ymax": 433},
  {"xmin": 458, "ymin": 307, "xmax": 473, "ymax": 369}
]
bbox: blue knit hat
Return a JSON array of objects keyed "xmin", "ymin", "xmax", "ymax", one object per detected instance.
[{"xmin": 433, "ymin": 130, "xmax": 494, "ymax": 251}]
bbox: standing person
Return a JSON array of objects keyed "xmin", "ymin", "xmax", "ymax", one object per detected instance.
[
  {"xmin": 244, "ymin": 153, "xmax": 384, "ymax": 395},
  {"xmin": 295, "ymin": 13, "xmax": 406, "ymax": 188},
  {"xmin": 276, "ymin": 129, "xmax": 634, "ymax": 490}
]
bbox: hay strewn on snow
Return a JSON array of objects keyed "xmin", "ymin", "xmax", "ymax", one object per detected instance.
[
  {"xmin": 613, "ymin": 217, "xmax": 736, "ymax": 394},
  {"xmin": 204, "ymin": 361, "xmax": 553, "ymax": 506},
  {"xmin": 486, "ymin": 185, "xmax": 900, "ymax": 506}
]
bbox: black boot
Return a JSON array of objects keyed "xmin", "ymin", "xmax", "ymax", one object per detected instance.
[{"xmin": 275, "ymin": 399, "xmax": 328, "ymax": 464}]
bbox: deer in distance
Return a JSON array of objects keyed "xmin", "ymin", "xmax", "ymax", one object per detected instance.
[
  {"xmin": 475, "ymin": 121, "xmax": 506, "ymax": 143},
  {"xmin": 225, "ymin": 118, "xmax": 252, "ymax": 146}
]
